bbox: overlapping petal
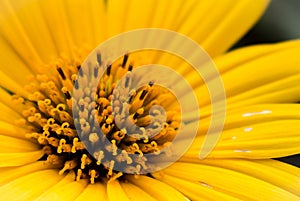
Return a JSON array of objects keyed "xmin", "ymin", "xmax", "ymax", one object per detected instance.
[
  {"xmin": 153, "ymin": 159, "xmax": 300, "ymax": 200},
  {"xmin": 0, "ymin": 0, "xmax": 299, "ymax": 200}
]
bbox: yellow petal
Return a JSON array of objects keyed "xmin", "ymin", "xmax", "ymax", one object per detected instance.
[
  {"xmin": 107, "ymin": 0, "xmax": 270, "ymax": 57},
  {"xmin": 75, "ymin": 183, "xmax": 107, "ymax": 201},
  {"xmin": 185, "ymin": 119, "xmax": 300, "ymax": 159},
  {"xmin": 0, "ymin": 161, "xmax": 59, "ymax": 185},
  {"xmin": 0, "ymin": 36, "xmax": 33, "ymax": 86},
  {"xmin": 157, "ymin": 162, "xmax": 300, "ymax": 201},
  {"xmin": 107, "ymin": 179, "xmax": 130, "ymax": 201},
  {"xmin": 0, "ymin": 134, "xmax": 39, "ymax": 152},
  {"xmin": 0, "ymin": 87, "xmax": 31, "ymax": 116},
  {"xmin": 0, "ymin": 0, "xmax": 44, "ymax": 72},
  {"xmin": 36, "ymin": 171, "xmax": 76, "ymax": 199},
  {"xmin": 0, "ymin": 169, "xmax": 63, "ymax": 200},
  {"xmin": 37, "ymin": 180, "xmax": 89, "ymax": 201},
  {"xmin": 0, "ymin": 120, "xmax": 29, "ymax": 139},
  {"xmin": 187, "ymin": 159, "xmax": 300, "ymax": 197},
  {"xmin": 201, "ymin": 0, "xmax": 270, "ymax": 56},
  {"xmin": 0, "ymin": 102, "xmax": 22, "ymax": 124},
  {"xmin": 0, "ymin": 149, "xmax": 43, "ymax": 167},
  {"xmin": 120, "ymin": 182, "xmax": 158, "ymax": 201},
  {"xmin": 38, "ymin": 0, "xmax": 76, "ymax": 59},
  {"xmin": 0, "ymin": 70, "xmax": 29, "ymax": 97},
  {"xmin": 194, "ymin": 103, "xmax": 300, "ymax": 138},
  {"xmin": 126, "ymin": 175, "xmax": 188, "ymax": 201},
  {"xmin": 63, "ymin": 0, "xmax": 107, "ymax": 47},
  {"xmin": 214, "ymin": 40, "xmax": 300, "ymax": 73},
  {"xmin": 152, "ymin": 173, "xmax": 243, "ymax": 200},
  {"xmin": 195, "ymin": 43, "xmax": 300, "ymax": 111}
]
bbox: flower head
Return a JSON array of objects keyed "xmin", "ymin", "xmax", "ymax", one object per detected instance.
[{"xmin": 0, "ymin": 0, "xmax": 300, "ymax": 200}]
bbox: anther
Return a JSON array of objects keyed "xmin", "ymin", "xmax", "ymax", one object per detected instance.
[
  {"xmin": 59, "ymin": 159, "xmax": 78, "ymax": 175},
  {"xmin": 132, "ymin": 143, "xmax": 143, "ymax": 157},
  {"xmin": 106, "ymin": 64, "xmax": 112, "ymax": 76},
  {"xmin": 94, "ymin": 66, "xmax": 98, "ymax": 78},
  {"xmin": 149, "ymin": 81, "xmax": 154, "ymax": 87},
  {"xmin": 108, "ymin": 160, "xmax": 115, "ymax": 177},
  {"xmin": 71, "ymin": 138, "xmax": 79, "ymax": 153},
  {"xmin": 77, "ymin": 65, "xmax": 83, "ymax": 77},
  {"xmin": 121, "ymin": 150, "xmax": 132, "ymax": 164},
  {"xmin": 111, "ymin": 139, "xmax": 118, "ymax": 156},
  {"xmin": 139, "ymin": 89, "xmax": 148, "ymax": 100},
  {"xmin": 56, "ymin": 103, "xmax": 66, "ymax": 111},
  {"xmin": 81, "ymin": 154, "xmax": 88, "ymax": 169},
  {"xmin": 121, "ymin": 54, "xmax": 129, "ymax": 68},
  {"xmin": 76, "ymin": 169, "xmax": 82, "ymax": 181},
  {"xmin": 96, "ymin": 52, "xmax": 102, "ymax": 66},
  {"xmin": 89, "ymin": 133, "xmax": 99, "ymax": 143},
  {"xmin": 133, "ymin": 108, "xmax": 144, "ymax": 120},
  {"xmin": 89, "ymin": 169, "xmax": 97, "ymax": 184},
  {"xmin": 109, "ymin": 172, "xmax": 123, "ymax": 182},
  {"xmin": 61, "ymin": 87, "xmax": 71, "ymax": 99},
  {"xmin": 125, "ymin": 73, "xmax": 130, "ymax": 88},
  {"xmin": 57, "ymin": 139, "xmax": 66, "ymax": 153},
  {"xmin": 94, "ymin": 150, "xmax": 104, "ymax": 165},
  {"xmin": 56, "ymin": 67, "xmax": 66, "ymax": 80},
  {"xmin": 128, "ymin": 64, "xmax": 133, "ymax": 72}
]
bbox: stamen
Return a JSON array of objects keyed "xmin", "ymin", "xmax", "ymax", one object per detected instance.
[
  {"xmin": 121, "ymin": 54, "xmax": 129, "ymax": 68},
  {"xmin": 89, "ymin": 169, "xmax": 98, "ymax": 184},
  {"xmin": 96, "ymin": 52, "xmax": 102, "ymax": 66},
  {"xmin": 139, "ymin": 89, "xmax": 148, "ymax": 100},
  {"xmin": 18, "ymin": 51, "xmax": 181, "ymax": 184},
  {"xmin": 128, "ymin": 64, "xmax": 133, "ymax": 72},
  {"xmin": 76, "ymin": 169, "xmax": 82, "ymax": 181},
  {"xmin": 61, "ymin": 87, "xmax": 71, "ymax": 99},
  {"xmin": 59, "ymin": 159, "xmax": 78, "ymax": 175},
  {"xmin": 56, "ymin": 67, "xmax": 66, "ymax": 80},
  {"xmin": 106, "ymin": 64, "xmax": 112, "ymax": 76},
  {"xmin": 94, "ymin": 150, "xmax": 104, "ymax": 165},
  {"xmin": 109, "ymin": 172, "xmax": 123, "ymax": 182},
  {"xmin": 108, "ymin": 160, "xmax": 115, "ymax": 177}
]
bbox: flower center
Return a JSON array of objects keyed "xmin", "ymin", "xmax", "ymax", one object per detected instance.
[{"xmin": 17, "ymin": 50, "xmax": 181, "ymax": 183}]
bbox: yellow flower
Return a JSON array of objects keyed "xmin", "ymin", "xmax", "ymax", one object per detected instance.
[{"xmin": 0, "ymin": 0, "xmax": 300, "ymax": 200}]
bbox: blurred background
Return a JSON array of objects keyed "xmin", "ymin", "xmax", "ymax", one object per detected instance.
[{"xmin": 234, "ymin": 0, "xmax": 300, "ymax": 167}]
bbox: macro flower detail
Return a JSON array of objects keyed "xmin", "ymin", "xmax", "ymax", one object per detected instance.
[{"xmin": 1, "ymin": 0, "xmax": 300, "ymax": 200}]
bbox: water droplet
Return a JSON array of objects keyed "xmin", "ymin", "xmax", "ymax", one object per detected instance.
[{"xmin": 242, "ymin": 110, "xmax": 272, "ymax": 117}]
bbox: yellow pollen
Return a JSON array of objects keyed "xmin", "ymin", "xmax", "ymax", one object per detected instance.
[
  {"xmin": 59, "ymin": 159, "xmax": 78, "ymax": 175},
  {"xmin": 76, "ymin": 169, "xmax": 83, "ymax": 181},
  {"xmin": 16, "ymin": 52, "xmax": 181, "ymax": 184}
]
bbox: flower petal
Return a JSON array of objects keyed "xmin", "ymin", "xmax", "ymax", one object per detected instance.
[
  {"xmin": 152, "ymin": 173, "xmax": 242, "ymax": 200},
  {"xmin": 186, "ymin": 119, "xmax": 300, "ymax": 159},
  {"xmin": 107, "ymin": 0, "xmax": 270, "ymax": 57},
  {"xmin": 0, "ymin": 134, "xmax": 39, "ymax": 152},
  {"xmin": 120, "ymin": 182, "xmax": 158, "ymax": 201},
  {"xmin": 126, "ymin": 175, "xmax": 188, "ymax": 201},
  {"xmin": 75, "ymin": 183, "xmax": 107, "ymax": 201},
  {"xmin": 178, "ymin": 104, "xmax": 300, "ymax": 159},
  {"xmin": 154, "ymin": 161, "xmax": 300, "ymax": 200},
  {"xmin": 191, "ymin": 40, "xmax": 300, "ymax": 117},
  {"xmin": 186, "ymin": 159, "xmax": 300, "ymax": 197},
  {"xmin": 35, "ymin": 171, "xmax": 88, "ymax": 201},
  {"xmin": 63, "ymin": 0, "xmax": 107, "ymax": 46},
  {"xmin": 0, "ymin": 161, "xmax": 59, "ymax": 185},
  {"xmin": 107, "ymin": 179, "xmax": 130, "ymax": 201},
  {"xmin": 0, "ymin": 0, "xmax": 44, "ymax": 72},
  {"xmin": 0, "ymin": 120, "xmax": 29, "ymax": 139},
  {"xmin": 37, "ymin": 180, "xmax": 89, "ymax": 201},
  {"xmin": 0, "ymin": 149, "xmax": 43, "ymax": 167},
  {"xmin": 0, "ymin": 169, "xmax": 63, "ymax": 200}
]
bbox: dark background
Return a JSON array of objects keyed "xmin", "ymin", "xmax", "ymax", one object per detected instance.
[{"xmin": 234, "ymin": 0, "xmax": 300, "ymax": 167}]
